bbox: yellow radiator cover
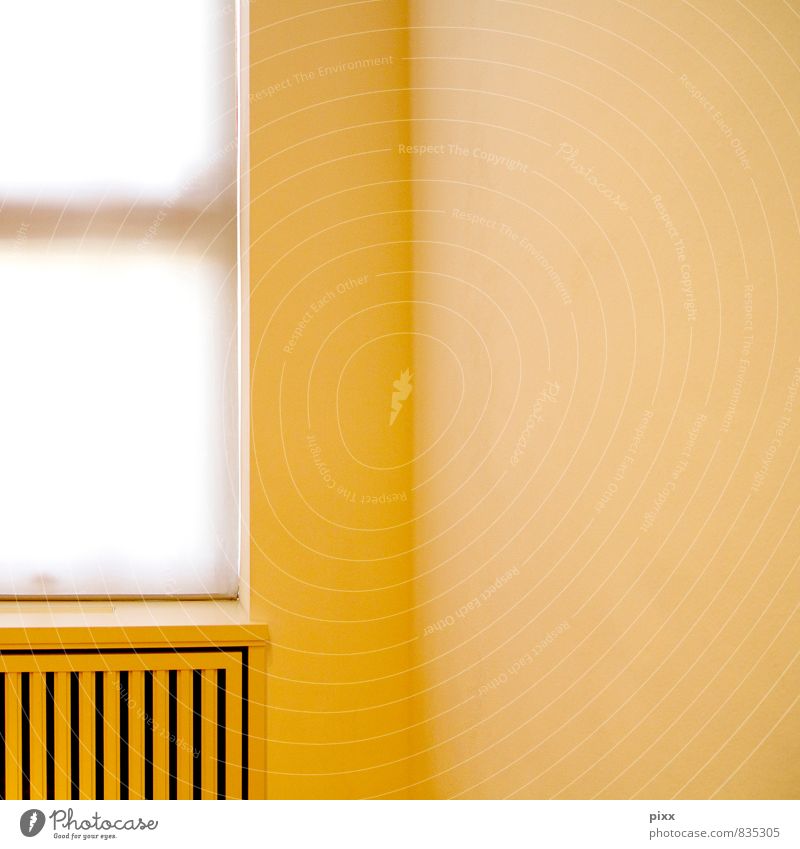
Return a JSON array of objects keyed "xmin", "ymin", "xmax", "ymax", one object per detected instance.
[{"xmin": 0, "ymin": 625, "xmax": 267, "ymax": 800}]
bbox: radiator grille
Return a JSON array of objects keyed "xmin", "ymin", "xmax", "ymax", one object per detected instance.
[{"xmin": 0, "ymin": 642, "xmax": 264, "ymax": 800}]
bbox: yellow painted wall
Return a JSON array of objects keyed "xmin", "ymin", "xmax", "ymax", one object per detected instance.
[
  {"xmin": 248, "ymin": 0, "xmax": 414, "ymax": 799},
  {"xmin": 249, "ymin": 0, "xmax": 800, "ymax": 799},
  {"xmin": 407, "ymin": 0, "xmax": 800, "ymax": 799}
]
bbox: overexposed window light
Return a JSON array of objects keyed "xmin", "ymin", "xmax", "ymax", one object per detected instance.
[
  {"xmin": 0, "ymin": 0, "xmax": 229, "ymax": 201},
  {"xmin": 0, "ymin": 1, "xmax": 240, "ymax": 597}
]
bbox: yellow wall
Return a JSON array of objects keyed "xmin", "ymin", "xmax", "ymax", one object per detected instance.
[
  {"xmin": 249, "ymin": 0, "xmax": 800, "ymax": 799},
  {"xmin": 248, "ymin": 0, "xmax": 414, "ymax": 799},
  {"xmin": 407, "ymin": 0, "xmax": 800, "ymax": 799}
]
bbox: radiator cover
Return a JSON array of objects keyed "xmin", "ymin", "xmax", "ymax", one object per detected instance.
[{"xmin": 0, "ymin": 626, "xmax": 267, "ymax": 800}]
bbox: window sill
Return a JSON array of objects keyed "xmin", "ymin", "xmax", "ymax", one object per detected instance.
[{"xmin": 0, "ymin": 598, "xmax": 259, "ymax": 632}]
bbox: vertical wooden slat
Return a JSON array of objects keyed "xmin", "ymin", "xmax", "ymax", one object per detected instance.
[
  {"xmin": 176, "ymin": 671, "xmax": 193, "ymax": 799},
  {"xmin": 127, "ymin": 672, "xmax": 144, "ymax": 800},
  {"xmin": 225, "ymin": 663, "xmax": 242, "ymax": 800},
  {"xmin": 200, "ymin": 670, "xmax": 217, "ymax": 799},
  {"xmin": 152, "ymin": 670, "xmax": 169, "ymax": 800},
  {"xmin": 248, "ymin": 646, "xmax": 267, "ymax": 800},
  {"xmin": 78, "ymin": 672, "xmax": 95, "ymax": 799},
  {"xmin": 28, "ymin": 674, "xmax": 46, "ymax": 800},
  {"xmin": 103, "ymin": 673, "xmax": 119, "ymax": 800},
  {"xmin": 5, "ymin": 673, "xmax": 21, "ymax": 800},
  {"xmin": 53, "ymin": 673, "xmax": 71, "ymax": 799}
]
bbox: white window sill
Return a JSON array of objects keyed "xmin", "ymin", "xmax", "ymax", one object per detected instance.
[{"xmin": 0, "ymin": 597, "xmax": 254, "ymax": 630}]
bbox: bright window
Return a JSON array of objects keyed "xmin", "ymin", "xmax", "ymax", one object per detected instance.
[{"xmin": 0, "ymin": 1, "xmax": 241, "ymax": 597}]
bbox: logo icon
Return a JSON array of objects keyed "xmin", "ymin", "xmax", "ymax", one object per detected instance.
[
  {"xmin": 20, "ymin": 809, "xmax": 45, "ymax": 837},
  {"xmin": 389, "ymin": 368, "xmax": 413, "ymax": 426}
]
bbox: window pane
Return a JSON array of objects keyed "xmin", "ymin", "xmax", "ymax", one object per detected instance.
[
  {"xmin": 0, "ymin": 1, "xmax": 240, "ymax": 597},
  {"xmin": 0, "ymin": 247, "xmax": 239, "ymax": 596},
  {"xmin": 0, "ymin": 0, "xmax": 235, "ymax": 202}
]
